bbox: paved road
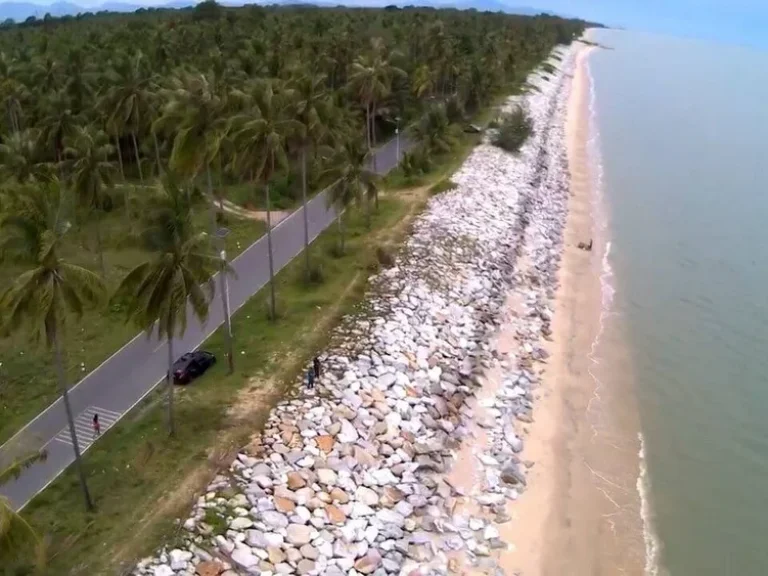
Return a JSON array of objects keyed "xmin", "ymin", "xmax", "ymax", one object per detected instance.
[{"xmin": 0, "ymin": 133, "xmax": 413, "ymax": 511}]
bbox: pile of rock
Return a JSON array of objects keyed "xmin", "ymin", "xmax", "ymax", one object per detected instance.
[{"xmin": 134, "ymin": 45, "xmax": 577, "ymax": 576}]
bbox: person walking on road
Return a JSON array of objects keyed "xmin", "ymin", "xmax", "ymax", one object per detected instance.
[
  {"xmin": 306, "ymin": 367, "xmax": 315, "ymax": 390},
  {"xmin": 313, "ymin": 356, "xmax": 322, "ymax": 379},
  {"xmin": 92, "ymin": 413, "xmax": 101, "ymax": 439}
]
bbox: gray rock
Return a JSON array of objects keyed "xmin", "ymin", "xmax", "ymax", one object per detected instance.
[{"xmin": 262, "ymin": 510, "xmax": 289, "ymax": 529}]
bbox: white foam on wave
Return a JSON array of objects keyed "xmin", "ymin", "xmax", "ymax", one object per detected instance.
[
  {"xmin": 585, "ymin": 50, "xmax": 664, "ymax": 576},
  {"xmin": 638, "ymin": 432, "xmax": 663, "ymax": 576},
  {"xmin": 585, "ymin": 54, "xmax": 615, "ymax": 421}
]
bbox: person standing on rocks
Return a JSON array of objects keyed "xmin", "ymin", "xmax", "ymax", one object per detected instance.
[
  {"xmin": 313, "ymin": 356, "xmax": 321, "ymax": 379},
  {"xmin": 306, "ymin": 366, "xmax": 315, "ymax": 390}
]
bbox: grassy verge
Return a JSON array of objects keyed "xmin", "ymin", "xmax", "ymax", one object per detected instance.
[
  {"xmin": 0, "ymin": 205, "xmax": 264, "ymax": 446},
  {"xmin": 20, "ymin": 188, "xmax": 432, "ymax": 575}
]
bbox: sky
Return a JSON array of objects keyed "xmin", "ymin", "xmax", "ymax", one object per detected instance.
[
  {"xmin": 5, "ymin": 0, "xmax": 768, "ymax": 51},
  {"xmin": 512, "ymin": 0, "xmax": 768, "ymax": 50}
]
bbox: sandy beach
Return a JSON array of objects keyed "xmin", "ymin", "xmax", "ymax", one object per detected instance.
[{"xmin": 496, "ymin": 44, "xmax": 645, "ymax": 575}]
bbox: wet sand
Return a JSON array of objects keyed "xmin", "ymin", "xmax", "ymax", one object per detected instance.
[{"xmin": 497, "ymin": 45, "xmax": 646, "ymax": 575}]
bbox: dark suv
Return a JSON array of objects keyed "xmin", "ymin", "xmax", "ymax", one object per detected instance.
[{"xmin": 172, "ymin": 351, "xmax": 216, "ymax": 384}]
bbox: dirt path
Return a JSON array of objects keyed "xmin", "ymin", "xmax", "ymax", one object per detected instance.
[{"xmin": 216, "ymin": 198, "xmax": 291, "ymax": 225}]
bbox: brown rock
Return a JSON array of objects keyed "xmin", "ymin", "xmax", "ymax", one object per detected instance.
[
  {"xmin": 330, "ymin": 487, "xmax": 350, "ymax": 504},
  {"xmin": 316, "ymin": 435, "xmax": 335, "ymax": 453},
  {"xmin": 354, "ymin": 550, "xmax": 382, "ymax": 574},
  {"xmin": 287, "ymin": 471, "xmax": 306, "ymax": 490},
  {"xmin": 381, "ymin": 486, "xmax": 405, "ymax": 507},
  {"xmin": 274, "ymin": 495, "xmax": 296, "ymax": 513},
  {"xmin": 353, "ymin": 445, "xmax": 376, "ymax": 468},
  {"xmin": 196, "ymin": 562, "xmax": 223, "ymax": 576},
  {"xmin": 326, "ymin": 504, "xmax": 346, "ymax": 524},
  {"xmin": 281, "ymin": 429, "xmax": 295, "ymax": 445},
  {"xmin": 268, "ymin": 547, "xmax": 285, "ymax": 564}
]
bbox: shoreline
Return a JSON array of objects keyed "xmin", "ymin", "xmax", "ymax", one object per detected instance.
[
  {"xmin": 497, "ymin": 43, "xmax": 605, "ymax": 576},
  {"xmin": 503, "ymin": 43, "xmax": 647, "ymax": 575}
]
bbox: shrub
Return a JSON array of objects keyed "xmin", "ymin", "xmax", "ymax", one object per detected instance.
[
  {"xmin": 491, "ymin": 107, "xmax": 534, "ymax": 154},
  {"xmin": 376, "ymin": 246, "xmax": 395, "ymax": 268},
  {"xmin": 445, "ymin": 96, "xmax": 465, "ymax": 124},
  {"xmin": 263, "ymin": 296, "xmax": 285, "ymax": 321},
  {"xmin": 430, "ymin": 179, "xmax": 458, "ymax": 195},
  {"xmin": 401, "ymin": 146, "xmax": 432, "ymax": 178},
  {"xmin": 328, "ymin": 242, "xmax": 345, "ymax": 259},
  {"xmin": 305, "ymin": 261, "xmax": 325, "ymax": 285}
]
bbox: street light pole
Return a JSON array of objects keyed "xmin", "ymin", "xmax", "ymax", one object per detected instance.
[
  {"xmin": 219, "ymin": 246, "xmax": 234, "ymax": 374},
  {"xmin": 215, "ymin": 228, "xmax": 234, "ymax": 375}
]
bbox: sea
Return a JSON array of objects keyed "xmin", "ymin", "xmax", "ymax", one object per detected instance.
[{"xmin": 588, "ymin": 28, "xmax": 768, "ymax": 576}]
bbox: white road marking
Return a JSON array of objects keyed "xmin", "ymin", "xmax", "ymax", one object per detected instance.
[{"xmin": 52, "ymin": 406, "xmax": 120, "ymax": 451}]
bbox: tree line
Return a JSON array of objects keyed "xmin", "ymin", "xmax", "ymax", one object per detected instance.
[{"xmin": 0, "ymin": 3, "xmax": 585, "ymax": 568}]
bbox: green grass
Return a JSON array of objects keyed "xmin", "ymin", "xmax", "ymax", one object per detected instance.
[
  {"xmin": 18, "ymin": 193, "xmax": 428, "ymax": 575},
  {"xmin": 430, "ymin": 178, "xmax": 458, "ymax": 195},
  {"xmin": 0, "ymin": 203, "xmax": 264, "ymax": 446}
]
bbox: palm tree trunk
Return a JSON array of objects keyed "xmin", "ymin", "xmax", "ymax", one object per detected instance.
[
  {"xmin": 166, "ymin": 335, "xmax": 175, "ymax": 437},
  {"xmin": 365, "ymin": 101, "xmax": 372, "ymax": 152},
  {"xmin": 6, "ymin": 104, "xmax": 14, "ymax": 133},
  {"xmin": 301, "ymin": 146, "xmax": 310, "ymax": 282},
  {"xmin": 131, "ymin": 132, "xmax": 143, "ymax": 183},
  {"xmin": 152, "ymin": 131, "xmax": 162, "ymax": 176},
  {"xmin": 337, "ymin": 211, "xmax": 345, "ymax": 255},
  {"xmin": 206, "ymin": 164, "xmax": 217, "ymax": 235},
  {"xmin": 94, "ymin": 219, "xmax": 106, "ymax": 277},
  {"xmin": 53, "ymin": 326, "xmax": 94, "ymax": 512},
  {"xmin": 115, "ymin": 134, "xmax": 125, "ymax": 180},
  {"xmin": 265, "ymin": 181, "xmax": 276, "ymax": 321},
  {"xmin": 371, "ymin": 100, "xmax": 379, "ymax": 210}
]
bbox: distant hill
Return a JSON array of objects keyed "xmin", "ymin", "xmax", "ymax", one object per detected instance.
[{"xmin": 0, "ymin": 0, "xmax": 563, "ymax": 21}]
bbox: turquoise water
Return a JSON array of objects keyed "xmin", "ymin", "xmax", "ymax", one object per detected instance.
[{"xmin": 589, "ymin": 29, "xmax": 768, "ymax": 576}]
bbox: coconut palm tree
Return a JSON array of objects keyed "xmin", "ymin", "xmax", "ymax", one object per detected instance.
[
  {"xmin": 0, "ymin": 182, "xmax": 105, "ymax": 512},
  {"xmin": 1, "ymin": 450, "xmax": 48, "ymax": 571},
  {"xmin": 229, "ymin": 79, "xmax": 300, "ymax": 320},
  {"xmin": 154, "ymin": 71, "xmax": 227, "ymax": 234},
  {"xmin": 0, "ymin": 129, "xmax": 44, "ymax": 183},
  {"xmin": 106, "ymin": 50, "xmax": 154, "ymax": 183},
  {"xmin": 326, "ymin": 138, "xmax": 378, "ymax": 242},
  {"xmin": 292, "ymin": 70, "xmax": 333, "ymax": 281},
  {"xmin": 412, "ymin": 102, "xmax": 460, "ymax": 156},
  {"xmin": 348, "ymin": 37, "xmax": 406, "ymax": 158},
  {"xmin": 64, "ymin": 126, "xmax": 116, "ymax": 276},
  {"xmin": 112, "ymin": 174, "xmax": 224, "ymax": 436},
  {"xmin": 0, "ymin": 52, "xmax": 27, "ymax": 134},
  {"xmin": 38, "ymin": 91, "xmax": 78, "ymax": 169}
]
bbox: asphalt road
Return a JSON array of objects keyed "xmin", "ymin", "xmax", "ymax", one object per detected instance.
[{"xmin": 0, "ymin": 133, "xmax": 412, "ymax": 511}]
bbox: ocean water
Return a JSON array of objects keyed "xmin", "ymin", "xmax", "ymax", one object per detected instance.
[{"xmin": 589, "ymin": 29, "xmax": 768, "ymax": 575}]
